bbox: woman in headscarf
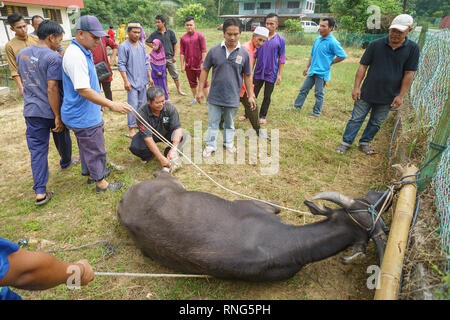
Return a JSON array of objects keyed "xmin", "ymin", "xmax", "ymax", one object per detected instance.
[{"xmin": 149, "ymin": 39, "xmax": 169, "ymax": 100}]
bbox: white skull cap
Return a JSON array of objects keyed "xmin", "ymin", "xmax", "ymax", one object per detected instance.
[{"xmin": 253, "ymin": 26, "xmax": 269, "ymax": 38}]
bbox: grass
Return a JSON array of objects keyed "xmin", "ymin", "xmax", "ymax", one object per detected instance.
[{"xmin": 0, "ymin": 29, "xmax": 398, "ymax": 300}]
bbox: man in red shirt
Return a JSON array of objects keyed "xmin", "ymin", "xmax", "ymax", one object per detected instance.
[
  {"xmin": 180, "ymin": 16, "xmax": 209, "ymax": 104},
  {"xmin": 107, "ymin": 25, "xmax": 115, "ymax": 42},
  {"xmin": 91, "ymin": 36, "xmax": 118, "ymax": 108}
]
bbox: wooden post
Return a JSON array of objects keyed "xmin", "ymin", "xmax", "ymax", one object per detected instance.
[
  {"xmin": 417, "ymin": 24, "xmax": 428, "ymax": 51},
  {"xmin": 374, "ymin": 164, "xmax": 418, "ymax": 300},
  {"xmin": 418, "ymin": 97, "xmax": 450, "ymax": 192}
]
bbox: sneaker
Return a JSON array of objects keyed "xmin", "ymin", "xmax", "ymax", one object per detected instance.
[
  {"xmin": 308, "ymin": 113, "xmax": 320, "ymax": 118},
  {"xmin": 225, "ymin": 145, "xmax": 237, "ymax": 154},
  {"xmin": 96, "ymin": 182, "xmax": 124, "ymax": 194},
  {"xmin": 87, "ymin": 167, "xmax": 111, "ymax": 185},
  {"xmin": 189, "ymin": 99, "xmax": 197, "ymax": 104},
  {"xmin": 202, "ymin": 148, "xmax": 214, "ymax": 158}
]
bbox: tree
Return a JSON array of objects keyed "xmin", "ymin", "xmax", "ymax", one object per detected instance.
[
  {"xmin": 284, "ymin": 19, "xmax": 304, "ymax": 32},
  {"xmin": 329, "ymin": 0, "xmax": 403, "ymax": 33},
  {"xmin": 176, "ymin": 3, "xmax": 206, "ymax": 25}
]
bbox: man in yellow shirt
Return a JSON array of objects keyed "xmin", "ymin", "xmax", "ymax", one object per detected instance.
[
  {"xmin": 5, "ymin": 13, "xmax": 38, "ymax": 96},
  {"xmin": 117, "ymin": 23, "xmax": 126, "ymax": 44}
]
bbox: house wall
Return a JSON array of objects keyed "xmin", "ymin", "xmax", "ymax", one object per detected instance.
[
  {"xmin": 237, "ymin": 0, "xmax": 315, "ymax": 16},
  {"xmin": 1, "ymin": 3, "xmax": 72, "ymax": 50}
]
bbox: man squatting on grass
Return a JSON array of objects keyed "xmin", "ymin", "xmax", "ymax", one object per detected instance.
[
  {"xmin": 0, "ymin": 237, "xmax": 94, "ymax": 300},
  {"xmin": 17, "ymin": 20, "xmax": 80, "ymax": 206},
  {"xmin": 293, "ymin": 17, "xmax": 347, "ymax": 117},
  {"xmin": 195, "ymin": 18, "xmax": 256, "ymax": 158},
  {"xmin": 129, "ymin": 86, "xmax": 187, "ymax": 169},
  {"xmin": 336, "ymin": 14, "xmax": 420, "ymax": 155},
  {"xmin": 61, "ymin": 15, "xmax": 132, "ymax": 194}
]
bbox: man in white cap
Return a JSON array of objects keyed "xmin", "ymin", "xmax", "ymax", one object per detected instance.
[
  {"xmin": 61, "ymin": 15, "xmax": 132, "ymax": 193},
  {"xmin": 336, "ymin": 14, "xmax": 420, "ymax": 156},
  {"xmin": 237, "ymin": 25, "xmax": 270, "ymax": 138}
]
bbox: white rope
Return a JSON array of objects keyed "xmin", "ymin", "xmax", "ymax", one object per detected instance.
[
  {"xmin": 94, "ymin": 272, "xmax": 211, "ymax": 278},
  {"xmin": 128, "ymin": 106, "xmax": 313, "ymax": 216}
]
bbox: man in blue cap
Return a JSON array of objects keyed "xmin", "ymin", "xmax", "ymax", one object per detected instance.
[{"xmin": 61, "ymin": 15, "xmax": 132, "ymax": 193}]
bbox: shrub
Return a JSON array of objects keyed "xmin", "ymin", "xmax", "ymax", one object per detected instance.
[{"xmin": 284, "ymin": 19, "xmax": 304, "ymax": 32}]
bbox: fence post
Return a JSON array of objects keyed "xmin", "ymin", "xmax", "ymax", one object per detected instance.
[
  {"xmin": 417, "ymin": 24, "xmax": 428, "ymax": 51},
  {"xmin": 418, "ymin": 97, "xmax": 450, "ymax": 192},
  {"xmin": 374, "ymin": 164, "xmax": 418, "ymax": 300}
]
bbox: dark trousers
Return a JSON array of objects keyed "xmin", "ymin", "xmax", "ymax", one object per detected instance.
[
  {"xmin": 240, "ymin": 93, "xmax": 260, "ymax": 133},
  {"xmin": 100, "ymin": 81, "xmax": 112, "ymax": 101},
  {"xmin": 70, "ymin": 122, "xmax": 107, "ymax": 182},
  {"xmin": 253, "ymin": 78, "xmax": 275, "ymax": 119},
  {"xmin": 25, "ymin": 117, "xmax": 72, "ymax": 194},
  {"xmin": 129, "ymin": 129, "xmax": 187, "ymax": 162}
]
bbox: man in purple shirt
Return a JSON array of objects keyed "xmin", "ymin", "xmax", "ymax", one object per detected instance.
[
  {"xmin": 252, "ymin": 13, "xmax": 286, "ymax": 124},
  {"xmin": 17, "ymin": 20, "xmax": 78, "ymax": 206}
]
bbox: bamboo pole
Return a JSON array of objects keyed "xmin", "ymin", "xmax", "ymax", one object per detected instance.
[{"xmin": 374, "ymin": 164, "xmax": 418, "ymax": 300}]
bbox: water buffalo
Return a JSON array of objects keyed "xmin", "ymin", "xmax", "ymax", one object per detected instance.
[{"xmin": 117, "ymin": 169, "xmax": 389, "ymax": 281}]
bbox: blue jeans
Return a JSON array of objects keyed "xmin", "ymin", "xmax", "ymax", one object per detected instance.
[
  {"xmin": 205, "ymin": 103, "xmax": 239, "ymax": 151},
  {"xmin": 293, "ymin": 74, "xmax": 325, "ymax": 115},
  {"xmin": 342, "ymin": 99, "xmax": 392, "ymax": 146},
  {"xmin": 25, "ymin": 117, "xmax": 73, "ymax": 194}
]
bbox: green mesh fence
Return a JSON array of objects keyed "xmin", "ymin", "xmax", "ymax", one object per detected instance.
[
  {"xmin": 333, "ymin": 32, "xmax": 388, "ymax": 48},
  {"xmin": 409, "ymin": 29, "xmax": 450, "ymax": 270}
]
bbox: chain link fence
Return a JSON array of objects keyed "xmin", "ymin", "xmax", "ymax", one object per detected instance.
[{"xmin": 409, "ymin": 29, "xmax": 450, "ymax": 271}]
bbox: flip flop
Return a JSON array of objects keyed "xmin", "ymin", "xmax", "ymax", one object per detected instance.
[
  {"xmin": 35, "ymin": 192, "xmax": 54, "ymax": 206},
  {"xmin": 359, "ymin": 144, "xmax": 377, "ymax": 155},
  {"xmin": 336, "ymin": 144, "xmax": 350, "ymax": 155}
]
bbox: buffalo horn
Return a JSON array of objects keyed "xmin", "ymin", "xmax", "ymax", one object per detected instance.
[{"xmin": 312, "ymin": 192, "xmax": 355, "ymax": 209}]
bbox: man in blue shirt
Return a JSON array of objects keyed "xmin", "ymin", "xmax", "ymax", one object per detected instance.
[
  {"xmin": 17, "ymin": 20, "xmax": 78, "ymax": 206},
  {"xmin": 61, "ymin": 15, "xmax": 131, "ymax": 193},
  {"xmin": 0, "ymin": 237, "xmax": 94, "ymax": 300},
  {"xmin": 118, "ymin": 21, "xmax": 152, "ymax": 138},
  {"xmin": 293, "ymin": 18, "xmax": 347, "ymax": 117}
]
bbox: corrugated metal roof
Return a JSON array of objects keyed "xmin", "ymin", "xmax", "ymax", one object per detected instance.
[{"xmin": 2, "ymin": 0, "xmax": 84, "ymax": 9}]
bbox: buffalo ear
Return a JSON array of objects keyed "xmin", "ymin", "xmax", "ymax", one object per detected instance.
[{"xmin": 304, "ymin": 200, "xmax": 333, "ymax": 217}]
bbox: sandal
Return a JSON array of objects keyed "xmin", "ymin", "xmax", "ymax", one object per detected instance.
[
  {"xmin": 359, "ymin": 144, "xmax": 377, "ymax": 155},
  {"xmin": 336, "ymin": 144, "xmax": 350, "ymax": 155},
  {"xmin": 35, "ymin": 192, "xmax": 54, "ymax": 206}
]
